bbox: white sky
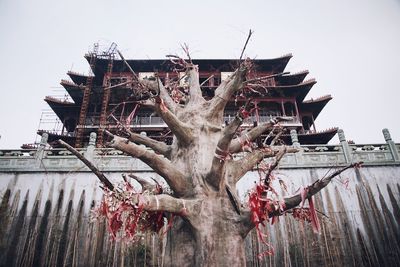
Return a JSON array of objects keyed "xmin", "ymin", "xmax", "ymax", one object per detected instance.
[{"xmin": 0, "ymin": 0, "xmax": 399, "ymax": 148}]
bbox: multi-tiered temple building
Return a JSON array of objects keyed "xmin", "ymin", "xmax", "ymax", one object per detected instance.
[{"xmin": 35, "ymin": 45, "xmax": 337, "ymax": 148}]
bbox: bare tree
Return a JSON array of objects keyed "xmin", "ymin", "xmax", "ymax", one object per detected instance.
[{"xmin": 60, "ymin": 34, "xmax": 360, "ymax": 266}]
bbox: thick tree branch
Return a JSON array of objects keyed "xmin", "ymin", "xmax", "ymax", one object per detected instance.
[
  {"xmin": 156, "ymin": 78, "xmax": 178, "ymax": 112},
  {"xmin": 229, "ymin": 122, "xmax": 273, "ymax": 154},
  {"xmin": 229, "ymin": 122, "xmax": 274, "ymax": 154},
  {"xmin": 229, "ymin": 117, "xmax": 291, "ymax": 154},
  {"xmin": 134, "ymin": 194, "xmax": 189, "ymax": 214},
  {"xmin": 105, "ymin": 131, "xmax": 191, "ymax": 197},
  {"xmin": 207, "ymin": 102, "xmax": 255, "ymax": 188},
  {"xmin": 280, "ymin": 162, "xmax": 363, "ymax": 212},
  {"xmin": 122, "ymin": 173, "xmax": 160, "ymax": 193},
  {"xmin": 208, "ymin": 66, "xmax": 248, "ymax": 120},
  {"xmin": 268, "ymin": 130, "xmax": 284, "ymax": 146},
  {"xmin": 228, "ymin": 147, "xmax": 298, "ymax": 185},
  {"xmin": 153, "ymin": 97, "xmax": 194, "ymax": 146},
  {"xmin": 124, "ymin": 129, "xmax": 172, "ymax": 158},
  {"xmin": 228, "ymin": 149, "xmax": 273, "ymax": 186},
  {"xmin": 207, "ymin": 30, "xmax": 253, "ymax": 120},
  {"xmin": 187, "ymin": 65, "xmax": 204, "ymax": 104},
  {"xmin": 241, "ymin": 162, "xmax": 362, "ymax": 235},
  {"xmin": 264, "ymin": 146, "xmax": 287, "ymax": 184},
  {"xmin": 140, "ymin": 79, "xmax": 177, "ymax": 112},
  {"xmin": 58, "ymin": 139, "xmax": 114, "ymax": 191}
]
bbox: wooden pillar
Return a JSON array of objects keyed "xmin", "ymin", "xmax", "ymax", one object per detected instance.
[
  {"xmin": 61, "ymin": 119, "xmax": 66, "ymax": 135},
  {"xmin": 294, "ymin": 100, "xmax": 300, "ymax": 122},
  {"xmin": 281, "ymin": 100, "xmax": 286, "ymax": 116},
  {"xmin": 311, "ymin": 114, "xmax": 316, "ymax": 132}
]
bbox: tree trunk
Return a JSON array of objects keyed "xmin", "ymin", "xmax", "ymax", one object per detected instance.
[
  {"xmin": 59, "ymin": 51, "xmax": 356, "ymax": 266},
  {"xmin": 164, "ymin": 196, "xmax": 247, "ymax": 267}
]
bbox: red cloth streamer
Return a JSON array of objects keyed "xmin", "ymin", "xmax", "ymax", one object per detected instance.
[
  {"xmin": 308, "ymin": 196, "xmax": 320, "ymax": 234},
  {"xmin": 93, "ymin": 183, "xmax": 174, "ymax": 241},
  {"xmin": 125, "ymin": 104, "xmax": 140, "ymax": 127},
  {"xmin": 292, "ymin": 186, "xmax": 321, "ymax": 234},
  {"xmin": 248, "ymin": 183, "xmax": 278, "ymax": 257},
  {"xmin": 239, "ymin": 106, "xmax": 257, "ymax": 120}
]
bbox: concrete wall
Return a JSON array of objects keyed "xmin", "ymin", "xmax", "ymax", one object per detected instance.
[{"xmin": 0, "ymin": 129, "xmax": 399, "ymax": 266}]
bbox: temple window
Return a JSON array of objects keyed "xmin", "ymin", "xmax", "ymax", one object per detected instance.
[
  {"xmin": 284, "ymin": 102, "xmax": 296, "ymax": 116},
  {"xmin": 302, "ymin": 116, "xmax": 313, "ymax": 131},
  {"xmin": 257, "ymin": 102, "xmax": 282, "ymax": 120}
]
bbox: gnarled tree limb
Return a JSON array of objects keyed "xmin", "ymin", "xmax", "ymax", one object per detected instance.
[
  {"xmin": 153, "ymin": 97, "xmax": 193, "ymax": 146},
  {"xmin": 228, "ymin": 117, "xmax": 291, "ymax": 154},
  {"xmin": 241, "ymin": 162, "xmax": 362, "ymax": 235},
  {"xmin": 207, "ymin": 102, "xmax": 255, "ymax": 188},
  {"xmin": 156, "ymin": 78, "xmax": 179, "ymax": 112},
  {"xmin": 208, "ymin": 66, "xmax": 248, "ymax": 120},
  {"xmin": 58, "ymin": 139, "xmax": 114, "ymax": 191},
  {"xmin": 105, "ymin": 131, "xmax": 191, "ymax": 197},
  {"xmin": 187, "ymin": 65, "xmax": 205, "ymax": 105},
  {"xmin": 264, "ymin": 146, "xmax": 286, "ymax": 185},
  {"xmin": 139, "ymin": 79, "xmax": 177, "ymax": 112},
  {"xmin": 228, "ymin": 147, "xmax": 298, "ymax": 185},
  {"xmin": 269, "ymin": 130, "xmax": 284, "ymax": 146},
  {"xmin": 280, "ymin": 162, "xmax": 363, "ymax": 212},
  {"xmin": 229, "ymin": 121, "xmax": 274, "ymax": 154},
  {"xmin": 124, "ymin": 129, "xmax": 172, "ymax": 158},
  {"xmin": 138, "ymin": 194, "xmax": 190, "ymax": 214},
  {"xmin": 122, "ymin": 173, "xmax": 159, "ymax": 193}
]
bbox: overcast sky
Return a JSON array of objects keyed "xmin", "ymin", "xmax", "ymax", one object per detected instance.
[{"xmin": 0, "ymin": 0, "xmax": 399, "ymax": 148}]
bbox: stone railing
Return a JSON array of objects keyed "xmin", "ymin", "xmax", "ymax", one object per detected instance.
[{"xmin": 0, "ymin": 129, "xmax": 398, "ymax": 173}]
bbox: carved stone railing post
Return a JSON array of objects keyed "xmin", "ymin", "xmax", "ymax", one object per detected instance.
[
  {"xmin": 338, "ymin": 129, "xmax": 352, "ymax": 163},
  {"xmin": 35, "ymin": 133, "xmax": 48, "ymax": 168},
  {"xmin": 85, "ymin": 132, "xmax": 97, "ymax": 161},
  {"xmin": 382, "ymin": 128, "xmax": 400, "ymax": 162},
  {"xmin": 290, "ymin": 129, "xmax": 303, "ymax": 164},
  {"xmin": 290, "ymin": 129, "xmax": 300, "ymax": 149}
]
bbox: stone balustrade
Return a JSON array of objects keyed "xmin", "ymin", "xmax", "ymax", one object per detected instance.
[{"xmin": 0, "ymin": 129, "xmax": 398, "ymax": 172}]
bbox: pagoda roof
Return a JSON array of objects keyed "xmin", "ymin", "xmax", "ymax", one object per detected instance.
[
  {"xmin": 297, "ymin": 128, "xmax": 338, "ymax": 144},
  {"xmin": 67, "ymin": 71, "xmax": 92, "ymax": 86},
  {"xmin": 268, "ymin": 79, "xmax": 316, "ymax": 102},
  {"xmin": 60, "ymin": 80, "xmax": 83, "ymax": 104},
  {"xmin": 300, "ymin": 95, "xmax": 332, "ymax": 120},
  {"xmin": 85, "ymin": 54, "xmax": 293, "ymax": 79},
  {"xmin": 277, "ymin": 127, "xmax": 338, "ymax": 145},
  {"xmin": 275, "ymin": 70, "xmax": 309, "ymax": 86},
  {"xmin": 44, "ymin": 96, "xmax": 80, "ymax": 122}
]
